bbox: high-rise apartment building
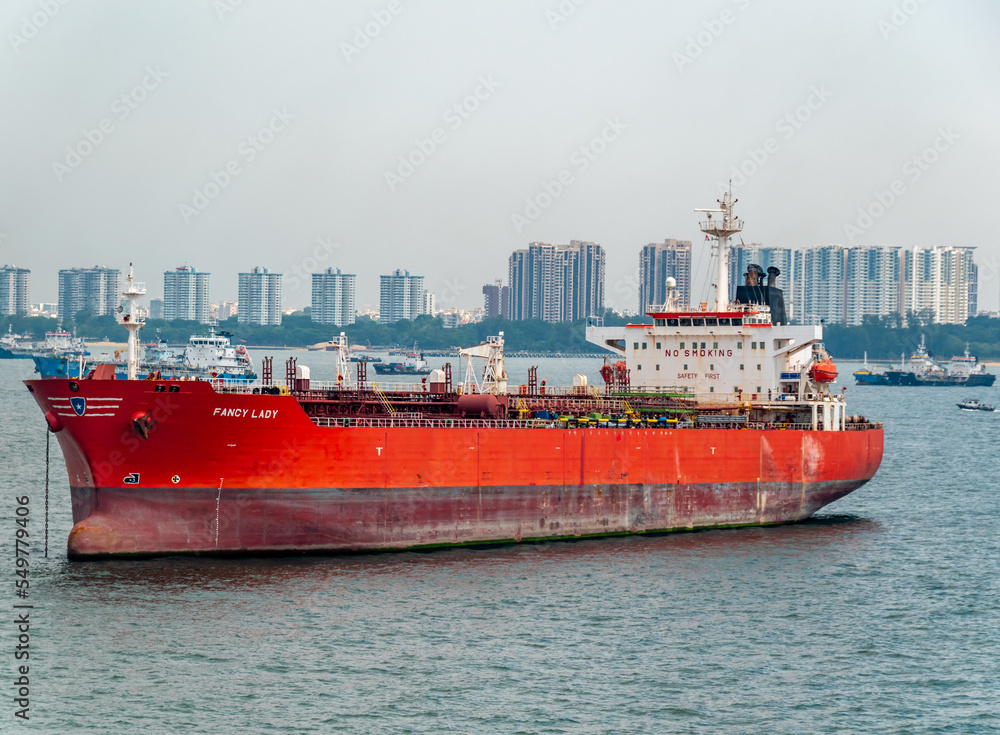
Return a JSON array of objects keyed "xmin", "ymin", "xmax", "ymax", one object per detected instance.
[
  {"xmin": 163, "ymin": 266, "xmax": 211, "ymax": 323},
  {"xmin": 793, "ymin": 246, "xmax": 848, "ymax": 325},
  {"xmin": 482, "ymin": 280, "xmax": 510, "ymax": 319},
  {"xmin": 148, "ymin": 298, "xmax": 164, "ymax": 320},
  {"xmin": 58, "ymin": 266, "xmax": 120, "ymax": 320},
  {"xmin": 379, "ymin": 269, "xmax": 425, "ymax": 324},
  {"xmin": 311, "ymin": 267, "xmax": 356, "ymax": 327},
  {"xmin": 791, "ymin": 244, "xmax": 975, "ymax": 326},
  {"xmin": 639, "ymin": 239, "xmax": 691, "ymax": 314},
  {"xmin": 0, "ymin": 265, "xmax": 30, "ymax": 315},
  {"xmin": 238, "ymin": 267, "xmax": 283, "ymax": 325},
  {"xmin": 968, "ymin": 260, "xmax": 978, "ymax": 318},
  {"xmin": 845, "ymin": 245, "xmax": 902, "ymax": 326},
  {"xmin": 902, "ymin": 246, "xmax": 976, "ymax": 325},
  {"xmin": 508, "ymin": 240, "xmax": 605, "ymax": 322}
]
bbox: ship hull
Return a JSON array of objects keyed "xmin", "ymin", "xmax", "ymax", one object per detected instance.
[
  {"xmin": 885, "ymin": 371, "xmax": 996, "ymax": 387},
  {"xmin": 65, "ymin": 478, "xmax": 870, "ymax": 559},
  {"xmin": 27, "ymin": 379, "xmax": 883, "ymax": 559},
  {"xmin": 0, "ymin": 348, "xmax": 31, "ymax": 359},
  {"xmin": 853, "ymin": 371, "xmax": 891, "ymax": 386}
]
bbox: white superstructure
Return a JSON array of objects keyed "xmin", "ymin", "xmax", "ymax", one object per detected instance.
[{"xmin": 586, "ymin": 192, "xmax": 847, "ymax": 431}]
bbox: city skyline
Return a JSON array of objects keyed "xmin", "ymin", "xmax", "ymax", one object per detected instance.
[{"xmin": 8, "ymin": 239, "xmax": 994, "ymax": 327}]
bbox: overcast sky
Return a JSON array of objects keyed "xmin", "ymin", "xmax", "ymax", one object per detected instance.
[{"xmin": 2, "ymin": 0, "xmax": 998, "ymax": 314}]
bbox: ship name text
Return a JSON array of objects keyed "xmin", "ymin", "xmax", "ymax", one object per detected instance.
[{"xmin": 213, "ymin": 408, "xmax": 280, "ymax": 419}]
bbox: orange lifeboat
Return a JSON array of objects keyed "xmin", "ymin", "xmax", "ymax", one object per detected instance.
[{"xmin": 809, "ymin": 359, "xmax": 838, "ymax": 383}]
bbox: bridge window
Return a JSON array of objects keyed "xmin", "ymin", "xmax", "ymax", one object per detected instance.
[
  {"xmin": 718, "ymin": 318, "xmax": 730, "ymax": 325},
  {"xmin": 692, "ymin": 318, "xmax": 705, "ymax": 326},
  {"xmin": 731, "ymin": 318, "xmax": 742, "ymax": 326},
  {"xmin": 654, "ymin": 319, "xmax": 666, "ymax": 326},
  {"xmin": 679, "ymin": 318, "xmax": 692, "ymax": 326},
  {"xmin": 667, "ymin": 318, "xmax": 679, "ymax": 327},
  {"xmin": 706, "ymin": 318, "xmax": 717, "ymax": 326}
]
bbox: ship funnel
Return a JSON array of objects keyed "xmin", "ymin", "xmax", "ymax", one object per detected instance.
[
  {"xmin": 767, "ymin": 266, "xmax": 780, "ymax": 288},
  {"xmin": 745, "ymin": 264, "xmax": 764, "ymax": 287}
]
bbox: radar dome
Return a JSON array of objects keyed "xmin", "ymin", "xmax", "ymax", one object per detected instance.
[{"xmin": 666, "ymin": 277, "xmax": 676, "ymax": 288}]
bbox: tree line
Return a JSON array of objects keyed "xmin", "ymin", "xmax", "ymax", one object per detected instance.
[{"xmin": 3, "ymin": 308, "xmax": 998, "ymax": 359}]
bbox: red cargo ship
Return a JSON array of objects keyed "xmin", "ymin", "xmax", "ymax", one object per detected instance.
[{"xmin": 26, "ymin": 194, "xmax": 883, "ymax": 559}]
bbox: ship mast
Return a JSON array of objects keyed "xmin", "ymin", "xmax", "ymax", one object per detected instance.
[
  {"xmin": 695, "ymin": 184, "xmax": 743, "ymax": 311},
  {"xmin": 120, "ymin": 264, "xmax": 146, "ymax": 381}
]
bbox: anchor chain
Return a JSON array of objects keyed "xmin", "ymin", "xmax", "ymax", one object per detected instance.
[{"xmin": 45, "ymin": 427, "xmax": 50, "ymax": 558}]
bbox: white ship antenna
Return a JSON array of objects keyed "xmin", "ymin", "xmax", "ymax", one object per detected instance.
[
  {"xmin": 120, "ymin": 263, "xmax": 146, "ymax": 380},
  {"xmin": 333, "ymin": 332, "xmax": 354, "ymax": 388},
  {"xmin": 695, "ymin": 182, "xmax": 743, "ymax": 311}
]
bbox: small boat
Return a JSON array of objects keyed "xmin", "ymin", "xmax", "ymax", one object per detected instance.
[
  {"xmin": 854, "ymin": 352, "xmax": 890, "ymax": 385},
  {"xmin": 372, "ymin": 351, "xmax": 430, "ymax": 375},
  {"xmin": 0, "ymin": 325, "xmax": 33, "ymax": 359},
  {"xmin": 957, "ymin": 398, "xmax": 996, "ymax": 412}
]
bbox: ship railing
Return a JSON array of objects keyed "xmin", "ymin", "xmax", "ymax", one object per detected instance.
[
  {"xmin": 211, "ymin": 379, "xmax": 267, "ymax": 394},
  {"xmin": 306, "ymin": 415, "xmax": 883, "ymax": 431},
  {"xmin": 309, "ymin": 416, "xmax": 548, "ymax": 430}
]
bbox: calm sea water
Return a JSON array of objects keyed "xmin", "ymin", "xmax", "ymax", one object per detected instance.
[{"xmin": 1, "ymin": 353, "xmax": 998, "ymax": 734}]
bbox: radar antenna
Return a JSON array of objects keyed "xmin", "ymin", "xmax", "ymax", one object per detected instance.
[{"xmin": 695, "ymin": 182, "xmax": 743, "ymax": 311}]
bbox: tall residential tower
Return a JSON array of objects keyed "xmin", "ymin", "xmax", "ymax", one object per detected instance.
[
  {"xmin": 311, "ymin": 267, "xmax": 356, "ymax": 327},
  {"xmin": 163, "ymin": 265, "xmax": 211, "ymax": 323},
  {"xmin": 238, "ymin": 267, "xmax": 283, "ymax": 325}
]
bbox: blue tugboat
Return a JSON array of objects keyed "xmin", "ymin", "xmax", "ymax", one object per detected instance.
[{"xmin": 853, "ymin": 352, "xmax": 891, "ymax": 385}]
